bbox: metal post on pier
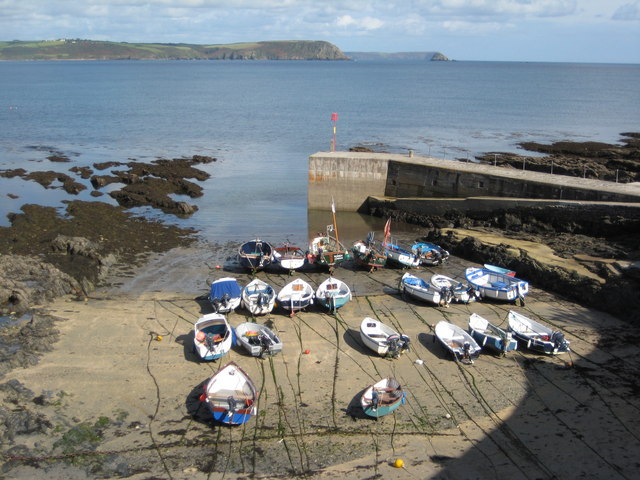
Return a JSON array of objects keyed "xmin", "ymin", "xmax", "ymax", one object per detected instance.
[{"xmin": 331, "ymin": 113, "xmax": 338, "ymax": 152}]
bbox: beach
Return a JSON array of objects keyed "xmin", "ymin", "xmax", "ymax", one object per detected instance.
[{"xmin": 2, "ymin": 242, "xmax": 639, "ymax": 479}]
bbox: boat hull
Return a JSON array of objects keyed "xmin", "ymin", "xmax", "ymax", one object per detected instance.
[
  {"xmin": 238, "ymin": 239, "xmax": 273, "ymax": 271},
  {"xmin": 384, "ymin": 243, "xmax": 421, "ymax": 268},
  {"xmin": 273, "ymin": 245, "xmax": 306, "ymax": 272},
  {"xmin": 235, "ymin": 322, "xmax": 283, "ymax": 357},
  {"xmin": 202, "ymin": 362, "xmax": 258, "ymax": 425},
  {"xmin": 276, "ymin": 279, "xmax": 314, "ymax": 313},
  {"xmin": 359, "ymin": 317, "xmax": 410, "ymax": 358},
  {"xmin": 194, "ymin": 314, "xmax": 233, "ymax": 361},
  {"xmin": 507, "ymin": 310, "xmax": 570, "ymax": 354},
  {"xmin": 209, "ymin": 277, "xmax": 242, "ymax": 313},
  {"xmin": 352, "ymin": 239, "xmax": 387, "ymax": 271},
  {"xmin": 435, "ymin": 321, "xmax": 482, "ymax": 364},
  {"xmin": 401, "ymin": 273, "xmax": 443, "ymax": 305},
  {"xmin": 484, "ymin": 264, "xmax": 516, "ymax": 276},
  {"xmin": 412, "ymin": 242, "xmax": 449, "ymax": 266},
  {"xmin": 315, "ymin": 277, "xmax": 352, "ymax": 313},
  {"xmin": 465, "ymin": 267, "xmax": 528, "ymax": 302},
  {"xmin": 431, "ymin": 274, "xmax": 476, "ymax": 304},
  {"xmin": 361, "ymin": 377, "xmax": 406, "ymax": 418},
  {"xmin": 241, "ymin": 279, "xmax": 275, "ymax": 316}
]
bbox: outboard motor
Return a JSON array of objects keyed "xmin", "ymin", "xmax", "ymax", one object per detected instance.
[
  {"xmin": 221, "ymin": 293, "xmax": 230, "ymax": 310},
  {"xmin": 371, "ymin": 389, "xmax": 380, "ymax": 409},
  {"xmin": 462, "ymin": 341, "xmax": 473, "ymax": 364},
  {"xmin": 551, "ymin": 331, "xmax": 566, "ymax": 351},
  {"xmin": 227, "ymin": 396, "xmax": 238, "ymax": 415},
  {"xmin": 501, "ymin": 332, "xmax": 513, "ymax": 355},
  {"xmin": 400, "ymin": 334, "xmax": 411, "ymax": 353},
  {"xmin": 471, "ymin": 287, "xmax": 482, "ymax": 302},
  {"xmin": 387, "ymin": 335, "xmax": 400, "ymax": 358},
  {"xmin": 212, "ymin": 298, "xmax": 221, "ymax": 313}
]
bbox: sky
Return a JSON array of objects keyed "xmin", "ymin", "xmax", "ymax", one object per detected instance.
[{"xmin": 1, "ymin": 0, "xmax": 639, "ymax": 63}]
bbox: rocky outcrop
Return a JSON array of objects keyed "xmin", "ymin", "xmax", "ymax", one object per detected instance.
[{"xmin": 0, "ymin": 255, "xmax": 82, "ymax": 315}]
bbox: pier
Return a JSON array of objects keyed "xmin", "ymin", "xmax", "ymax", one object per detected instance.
[{"xmin": 308, "ymin": 151, "xmax": 640, "ymax": 211}]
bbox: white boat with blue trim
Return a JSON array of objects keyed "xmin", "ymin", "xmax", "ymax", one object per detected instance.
[{"xmin": 465, "ymin": 267, "xmax": 528, "ymax": 304}]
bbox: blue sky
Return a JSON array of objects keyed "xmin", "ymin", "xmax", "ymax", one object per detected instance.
[{"xmin": 2, "ymin": 0, "xmax": 639, "ymax": 63}]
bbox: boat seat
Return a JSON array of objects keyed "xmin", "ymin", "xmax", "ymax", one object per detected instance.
[
  {"xmin": 492, "ymin": 281, "xmax": 507, "ymax": 288},
  {"xmin": 368, "ymin": 333, "xmax": 387, "ymax": 338}
]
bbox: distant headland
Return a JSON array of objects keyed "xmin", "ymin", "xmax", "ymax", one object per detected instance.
[
  {"xmin": 344, "ymin": 51, "xmax": 450, "ymax": 61},
  {"xmin": 0, "ymin": 39, "xmax": 449, "ymax": 61}
]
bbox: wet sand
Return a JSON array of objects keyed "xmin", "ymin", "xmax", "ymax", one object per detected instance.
[{"xmin": 2, "ymin": 243, "xmax": 639, "ymax": 479}]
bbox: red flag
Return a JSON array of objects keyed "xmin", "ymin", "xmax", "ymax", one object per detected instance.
[{"xmin": 383, "ymin": 218, "xmax": 391, "ymax": 240}]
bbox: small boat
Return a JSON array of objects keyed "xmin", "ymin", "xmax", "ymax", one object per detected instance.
[
  {"xmin": 238, "ymin": 239, "xmax": 273, "ymax": 272},
  {"xmin": 193, "ymin": 313, "xmax": 234, "ymax": 361},
  {"xmin": 276, "ymin": 278, "xmax": 314, "ymax": 315},
  {"xmin": 360, "ymin": 377, "xmax": 406, "ymax": 418},
  {"xmin": 272, "ymin": 243, "xmax": 306, "ymax": 273},
  {"xmin": 235, "ymin": 322, "xmax": 283, "ymax": 358},
  {"xmin": 465, "ymin": 267, "xmax": 528, "ymax": 303},
  {"xmin": 359, "ymin": 317, "xmax": 411, "ymax": 358},
  {"xmin": 315, "ymin": 276, "xmax": 352, "ymax": 313},
  {"xmin": 412, "ymin": 242, "xmax": 449, "ymax": 266},
  {"xmin": 307, "ymin": 200, "xmax": 351, "ymax": 272},
  {"xmin": 209, "ymin": 277, "xmax": 242, "ymax": 313},
  {"xmin": 468, "ymin": 313, "xmax": 517, "ymax": 355},
  {"xmin": 308, "ymin": 232, "xmax": 351, "ymax": 272},
  {"xmin": 351, "ymin": 232, "xmax": 387, "ymax": 272},
  {"xmin": 430, "ymin": 274, "xmax": 478, "ymax": 304},
  {"xmin": 484, "ymin": 264, "xmax": 516, "ymax": 277},
  {"xmin": 507, "ymin": 310, "xmax": 570, "ymax": 354},
  {"xmin": 241, "ymin": 278, "xmax": 276, "ymax": 316},
  {"xmin": 200, "ymin": 362, "xmax": 258, "ymax": 425},
  {"xmin": 383, "ymin": 242, "xmax": 421, "ymax": 268},
  {"xmin": 399, "ymin": 272, "xmax": 444, "ymax": 306},
  {"xmin": 382, "ymin": 219, "xmax": 420, "ymax": 268},
  {"xmin": 434, "ymin": 321, "xmax": 482, "ymax": 364}
]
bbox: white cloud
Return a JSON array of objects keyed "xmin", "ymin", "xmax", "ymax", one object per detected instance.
[
  {"xmin": 612, "ymin": 1, "xmax": 640, "ymax": 20},
  {"xmin": 336, "ymin": 14, "xmax": 383, "ymax": 30}
]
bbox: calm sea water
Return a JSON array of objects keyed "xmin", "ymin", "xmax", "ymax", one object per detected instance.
[{"xmin": 1, "ymin": 60, "xmax": 639, "ymax": 244}]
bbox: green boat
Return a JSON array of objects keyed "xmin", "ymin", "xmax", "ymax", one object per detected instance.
[
  {"xmin": 308, "ymin": 201, "xmax": 351, "ymax": 272},
  {"xmin": 360, "ymin": 377, "xmax": 406, "ymax": 418}
]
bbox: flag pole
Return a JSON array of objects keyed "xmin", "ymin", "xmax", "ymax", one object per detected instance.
[
  {"xmin": 331, "ymin": 196, "xmax": 339, "ymax": 244},
  {"xmin": 331, "ymin": 113, "xmax": 338, "ymax": 152}
]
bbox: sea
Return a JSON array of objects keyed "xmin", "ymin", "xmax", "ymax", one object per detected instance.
[{"xmin": 1, "ymin": 60, "xmax": 639, "ymax": 245}]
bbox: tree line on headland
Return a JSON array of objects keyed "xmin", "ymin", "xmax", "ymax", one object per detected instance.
[{"xmin": 0, "ymin": 39, "xmax": 449, "ymax": 61}]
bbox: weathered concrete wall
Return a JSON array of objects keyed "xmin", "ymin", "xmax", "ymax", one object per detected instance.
[
  {"xmin": 308, "ymin": 152, "xmax": 389, "ymax": 211},
  {"xmin": 366, "ymin": 195, "xmax": 640, "ymax": 217},
  {"xmin": 308, "ymin": 151, "xmax": 640, "ymax": 210}
]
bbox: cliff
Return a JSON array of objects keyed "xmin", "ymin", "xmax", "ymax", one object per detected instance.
[
  {"xmin": 0, "ymin": 39, "xmax": 350, "ymax": 61},
  {"xmin": 345, "ymin": 51, "xmax": 450, "ymax": 61}
]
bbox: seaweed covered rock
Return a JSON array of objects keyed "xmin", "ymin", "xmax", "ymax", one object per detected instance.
[{"xmin": 0, "ymin": 255, "xmax": 81, "ymax": 315}]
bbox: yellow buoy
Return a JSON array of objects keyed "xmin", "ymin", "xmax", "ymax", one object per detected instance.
[
  {"xmin": 155, "ymin": 335, "xmax": 163, "ymax": 341},
  {"xmin": 393, "ymin": 459, "xmax": 404, "ymax": 468}
]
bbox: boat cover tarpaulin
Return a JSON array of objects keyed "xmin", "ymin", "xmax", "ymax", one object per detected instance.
[{"xmin": 210, "ymin": 279, "xmax": 241, "ymax": 299}]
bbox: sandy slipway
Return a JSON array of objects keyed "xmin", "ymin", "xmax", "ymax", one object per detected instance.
[{"xmin": 1, "ymin": 246, "xmax": 639, "ymax": 479}]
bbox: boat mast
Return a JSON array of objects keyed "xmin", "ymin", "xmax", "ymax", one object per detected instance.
[{"xmin": 331, "ymin": 196, "xmax": 340, "ymax": 244}]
